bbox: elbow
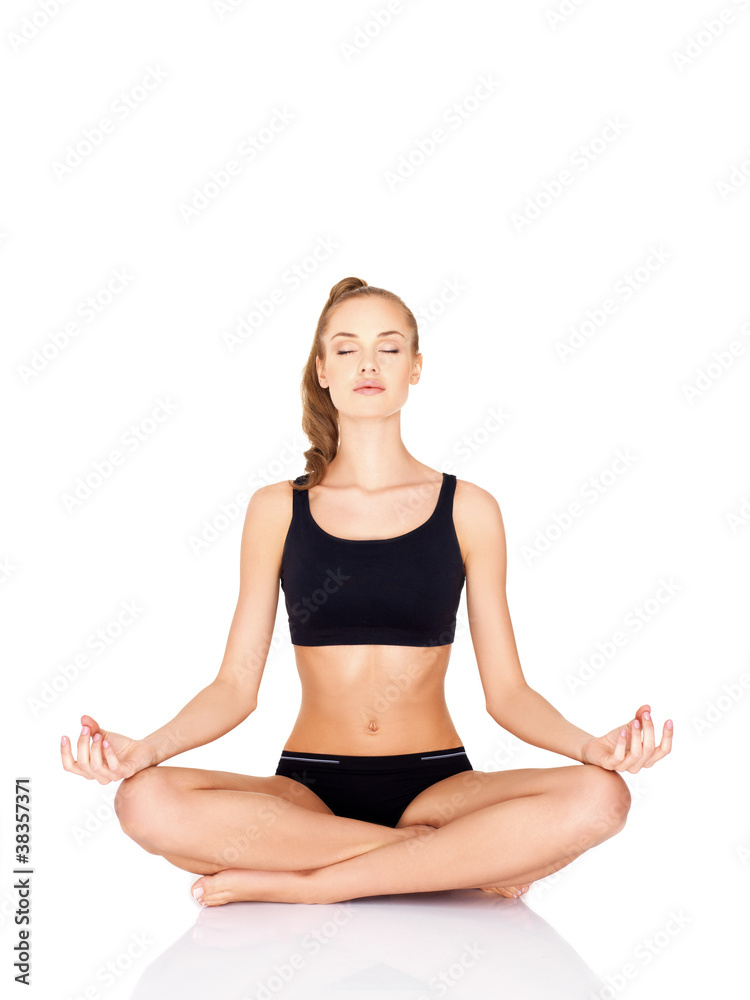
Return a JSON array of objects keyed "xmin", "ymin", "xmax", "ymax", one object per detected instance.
[
  {"xmin": 485, "ymin": 683, "xmax": 531, "ymax": 724},
  {"xmin": 485, "ymin": 701, "xmax": 503, "ymax": 725}
]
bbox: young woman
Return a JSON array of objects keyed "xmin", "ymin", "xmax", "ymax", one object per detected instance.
[{"xmin": 61, "ymin": 277, "xmax": 673, "ymax": 907}]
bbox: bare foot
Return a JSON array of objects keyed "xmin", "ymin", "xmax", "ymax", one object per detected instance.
[
  {"xmin": 192, "ymin": 868, "xmax": 314, "ymax": 906},
  {"xmin": 190, "ymin": 824, "xmax": 438, "ymax": 907},
  {"xmin": 477, "ymin": 883, "xmax": 531, "ymax": 899}
]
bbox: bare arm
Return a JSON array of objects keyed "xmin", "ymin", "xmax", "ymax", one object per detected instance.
[
  {"xmin": 139, "ymin": 680, "xmax": 257, "ymax": 765},
  {"xmin": 458, "ymin": 480, "xmax": 594, "ymax": 763},
  {"xmin": 140, "ymin": 482, "xmax": 290, "ymax": 765},
  {"xmin": 485, "ymin": 685, "xmax": 595, "ymax": 763}
]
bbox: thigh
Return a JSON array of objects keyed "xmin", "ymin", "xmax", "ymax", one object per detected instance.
[
  {"xmin": 117, "ymin": 764, "xmax": 336, "ymax": 816},
  {"xmin": 395, "ymin": 763, "xmax": 614, "ymax": 828}
]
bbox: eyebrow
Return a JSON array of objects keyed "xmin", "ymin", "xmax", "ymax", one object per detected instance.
[{"xmin": 330, "ymin": 330, "xmax": 406, "ymax": 340}]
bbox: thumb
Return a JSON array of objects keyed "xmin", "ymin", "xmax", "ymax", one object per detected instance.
[{"xmin": 80, "ymin": 714, "xmax": 102, "ymax": 734}]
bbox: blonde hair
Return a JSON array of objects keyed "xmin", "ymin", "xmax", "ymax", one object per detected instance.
[{"xmin": 292, "ymin": 277, "xmax": 419, "ymax": 491}]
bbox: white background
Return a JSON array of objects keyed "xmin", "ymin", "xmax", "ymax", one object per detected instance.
[{"xmin": 2, "ymin": 1, "xmax": 748, "ymax": 997}]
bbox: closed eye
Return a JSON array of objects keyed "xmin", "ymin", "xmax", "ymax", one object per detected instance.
[{"xmin": 337, "ymin": 349, "xmax": 399, "ymax": 355}]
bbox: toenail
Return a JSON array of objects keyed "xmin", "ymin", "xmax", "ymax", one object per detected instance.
[{"xmin": 193, "ymin": 886, "xmax": 204, "ymax": 901}]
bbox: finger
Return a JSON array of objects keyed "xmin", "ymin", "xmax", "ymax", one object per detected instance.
[
  {"xmin": 613, "ymin": 728, "xmax": 628, "ymax": 766},
  {"xmin": 641, "ymin": 711, "xmax": 655, "ymax": 758},
  {"xmin": 642, "ymin": 720, "xmax": 673, "ymax": 767},
  {"xmin": 60, "ymin": 735, "xmax": 85, "ymax": 776},
  {"xmin": 101, "ymin": 738, "xmax": 122, "ymax": 775},
  {"xmin": 619, "ymin": 724, "xmax": 640, "ymax": 773},
  {"xmin": 657, "ymin": 719, "xmax": 673, "ymax": 756},
  {"xmin": 89, "ymin": 734, "xmax": 109, "ymax": 781},
  {"xmin": 76, "ymin": 725, "xmax": 93, "ymax": 774},
  {"xmin": 629, "ymin": 718, "xmax": 644, "ymax": 759}
]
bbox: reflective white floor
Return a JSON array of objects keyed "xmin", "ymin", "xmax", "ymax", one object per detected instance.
[{"xmin": 130, "ymin": 889, "xmax": 606, "ymax": 1000}]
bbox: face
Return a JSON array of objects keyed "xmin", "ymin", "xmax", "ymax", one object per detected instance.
[{"xmin": 317, "ymin": 296, "xmax": 422, "ymax": 414}]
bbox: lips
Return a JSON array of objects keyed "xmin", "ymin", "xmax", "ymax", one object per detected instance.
[{"xmin": 354, "ymin": 380, "xmax": 385, "ymax": 390}]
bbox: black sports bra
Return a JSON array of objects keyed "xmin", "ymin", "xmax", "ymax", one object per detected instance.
[{"xmin": 280, "ymin": 472, "xmax": 466, "ymax": 647}]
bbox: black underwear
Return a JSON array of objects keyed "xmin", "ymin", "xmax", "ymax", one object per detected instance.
[{"xmin": 274, "ymin": 745, "xmax": 474, "ymax": 828}]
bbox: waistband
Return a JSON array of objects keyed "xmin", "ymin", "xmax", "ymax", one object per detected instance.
[{"xmin": 277, "ymin": 746, "xmax": 469, "ymax": 771}]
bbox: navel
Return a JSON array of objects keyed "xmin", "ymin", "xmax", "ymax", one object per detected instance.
[{"xmin": 367, "ymin": 719, "xmax": 379, "ymax": 733}]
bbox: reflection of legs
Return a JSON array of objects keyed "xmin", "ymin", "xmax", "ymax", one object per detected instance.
[
  {"xmin": 192, "ymin": 763, "xmax": 631, "ymax": 905},
  {"xmin": 114, "ymin": 765, "xmax": 425, "ymax": 873}
]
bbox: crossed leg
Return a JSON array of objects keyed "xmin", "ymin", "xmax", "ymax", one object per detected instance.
[
  {"xmin": 115, "ymin": 761, "xmax": 631, "ymax": 906},
  {"xmin": 192, "ymin": 763, "xmax": 630, "ymax": 905}
]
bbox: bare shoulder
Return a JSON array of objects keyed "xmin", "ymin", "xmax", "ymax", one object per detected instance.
[
  {"xmin": 453, "ymin": 476, "xmax": 503, "ymax": 521},
  {"xmin": 240, "ymin": 479, "xmax": 296, "ymax": 553},
  {"xmin": 453, "ymin": 477, "xmax": 506, "ymax": 563}
]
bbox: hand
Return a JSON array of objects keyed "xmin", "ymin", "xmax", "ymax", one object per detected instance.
[
  {"xmin": 60, "ymin": 714, "xmax": 158, "ymax": 785},
  {"xmin": 581, "ymin": 704, "xmax": 673, "ymax": 773}
]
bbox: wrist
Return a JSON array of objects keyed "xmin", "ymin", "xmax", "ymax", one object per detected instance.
[{"xmin": 141, "ymin": 737, "xmax": 166, "ymax": 766}]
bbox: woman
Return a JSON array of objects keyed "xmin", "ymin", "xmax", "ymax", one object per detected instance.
[{"xmin": 61, "ymin": 277, "xmax": 673, "ymax": 907}]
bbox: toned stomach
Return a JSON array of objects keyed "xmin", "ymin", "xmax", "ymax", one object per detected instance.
[{"xmin": 282, "ymin": 643, "xmax": 463, "ymax": 755}]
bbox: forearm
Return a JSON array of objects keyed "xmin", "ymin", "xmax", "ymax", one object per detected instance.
[
  {"xmin": 489, "ymin": 685, "xmax": 595, "ymax": 763},
  {"xmin": 140, "ymin": 680, "xmax": 255, "ymax": 765}
]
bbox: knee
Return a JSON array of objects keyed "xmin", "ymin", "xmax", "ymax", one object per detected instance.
[
  {"xmin": 114, "ymin": 766, "xmax": 167, "ymax": 847},
  {"xmin": 577, "ymin": 764, "xmax": 631, "ymax": 838}
]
